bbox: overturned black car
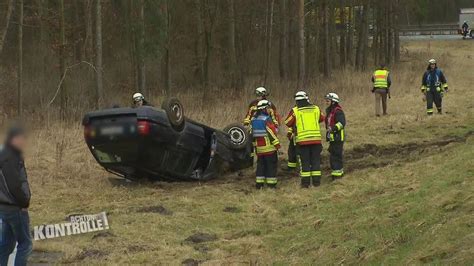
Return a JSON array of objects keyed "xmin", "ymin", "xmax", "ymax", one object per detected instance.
[{"xmin": 82, "ymin": 98, "xmax": 252, "ymax": 181}]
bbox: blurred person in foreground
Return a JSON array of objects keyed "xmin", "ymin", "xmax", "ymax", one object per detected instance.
[
  {"xmin": 371, "ymin": 64, "xmax": 391, "ymax": 116},
  {"xmin": 0, "ymin": 126, "xmax": 32, "ymax": 266},
  {"xmin": 132, "ymin": 92, "xmax": 151, "ymax": 108},
  {"xmin": 420, "ymin": 59, "xmax": 448, "ymax": 115}
]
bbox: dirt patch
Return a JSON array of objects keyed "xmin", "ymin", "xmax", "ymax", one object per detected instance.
[
  {"xmin": 64, "ymin": 249, "xmax": 108, "ymax": 263},
  {"xmin": 136, "ymin": 205, "xmax": 173, "ymax": 215},
  {"xmin": 182, "ymin": 258, "xmax": 201, "ymax": 266},
  {"xmin": 184, "ymin": 232, "xmax": 218, "ymax": 244},
  {"xmin": 29, "ymin": 251, "xmax": 63, "ymax": 265},
  {"xmin": 344, "ymin": 131, "xmax": 473, "ymax": 173},
  {"xmin": 92, "ymin": 231, "xmax": 116, "ymax": 239},
  {"xmin": 223, "ymin": 206, "xmax": 241, "ymax": 213}
]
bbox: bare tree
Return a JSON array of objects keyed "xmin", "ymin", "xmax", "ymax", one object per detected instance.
[
  {"xmin": 0, "ymin": 0, "xmax": 14, "ymax": 54},
  {"xmin": 137, "ymin": 0, "xmax": 146, "ymax": 94},
  {"xmin": 162, "ymin": 0, "xmax": 171, "ymax": 95},
  {"xmin": 59, "ymin": 0, "xmax": 67, "ymax": 119},
  {"xmin": 322, "ymin": 0, "xmax": 330, "ymax": 77},
  {"xmin": 278, "ymin": 0, "xmax": 289, "ymax": 80},
  {"xmin": 95, "ymin": 0, "xmax": 104, "ymax": 108},
  {"xmin": 263, "ymin": 0, "xmax": 275, "ymax": 85},
  {"xmin": 18, "ymin": 0, "xmax": 23, "ymax": 117},
  {"xmin": 228, "ymin": 0, "xmax": 241, "ymax": 88},
  {"xmin": 297, "ymin": 0, "xmax": 305, "ymax": 86}
]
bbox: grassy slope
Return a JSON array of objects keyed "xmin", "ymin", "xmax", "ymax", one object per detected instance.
[{"xmin": 29, "ymin": 40, "xmax": 474, "ymax": 264}]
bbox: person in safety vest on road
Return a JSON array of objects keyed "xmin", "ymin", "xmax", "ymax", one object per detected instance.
[
  {"xmin": 371, "ymin": 64, "xmax": 391, "ymax": 116},
  {"xmin": 285, "ymin": 91, "xmax": 325, "ymax": 188},
  {"xmin": 244, "ymin": 87, "xmax": 280, "ymax": 128},
  {"xmin": 324, "ymin": 93, "xmax": 346, "ymax": 181},
  {"xmin": 421, "ymin": 59, "xmax": 448, "ymax": 115},
  {"xmin": 251, "ymin": 100, "xmax": 281, "ymax": 189}
]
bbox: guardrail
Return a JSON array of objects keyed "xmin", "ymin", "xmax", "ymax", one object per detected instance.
[{"xmin": 399, "ymin": 23, "xmax": 459, "ymax": 36}]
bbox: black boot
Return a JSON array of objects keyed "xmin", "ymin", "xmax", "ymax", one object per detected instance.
[
  {"xmin": 256, "ymin": 183, "xmax": 264, "ymax": 190},
  {"xmin": 301, "ymin": 178, "xmax": 310, "ymax": 188},
  {"xmin": 312, "ymin": 176, "xmax": 321, "ymax": 187},
  {"xmin": 437, "ymin": 108, "xmax": 442, "ymax": 114}
]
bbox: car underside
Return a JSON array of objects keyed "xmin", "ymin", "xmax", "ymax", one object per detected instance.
[{"xmin": 82, "ymin": 98, "xmax": 253, "ymax": 181}]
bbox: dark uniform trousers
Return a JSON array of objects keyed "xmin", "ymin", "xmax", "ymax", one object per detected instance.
[
  {"xmin": 426, "ymin": 88, "xmax": 443, "ymax": 114},
  {"xmin": 287, "ymin": 138, "xmax": 298, "ymax": 169},
  {"xmin": 256, "ymin": 152, "xmax": 278, "ymax": 189},
  {"xmin": 298, "ymin": 144, "xmax": 322, "ymax": 187},
  {"xmin": 328, "ymin": 142, "xmax": 344, "ymax": 178}
]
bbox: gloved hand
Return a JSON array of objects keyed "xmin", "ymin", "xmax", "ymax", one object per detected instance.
[
  {"xmin": 287, "ymin": 132, "xmax": 293, "ymax": 141},
  {"xmin": 371, "ymin": 88, "xmax": 375, "ymax": 93},
  {"xmin": 444, "ymin": 87, "xmax": 449, "ymax": 93}
]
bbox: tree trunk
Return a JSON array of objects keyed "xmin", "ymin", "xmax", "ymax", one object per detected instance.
[
  {"xmin": 17, "ymin": 0, "xmax": 23, "ymax": 117},
  {"xmin": 345, "ymin": 0, "xmax": 353, "ymax": 65},
  {"xmin": 297, "ymin": 0, "xmax": 305, "ymax": 86},
  {"xmin": 0, "ymin": 0, "xmax": 14, "ymax": 54},
  {"xmin": 162, "ymin": 0, "xmax": 171, "ymax": 95},
  {"xmin": 322, "ymin": 0, "xmax": 330, "ymax": 77},
  {"xmin": 394, "ymin": 0, "xmax": 400, "ymax": 63},
  {"xmin": 279, "ymin": 0, "xmax": 289, "ymax": 80},
  {"xmin": 263, "ymin": 0, "xmax": 274, "ymax": 85},
  {"xmin": 127, "ymin": 0, "xmax": 138, "ymax": 90},
  {"xmin": 137, "ymin": 0, "xmax": 146, "ymax": 94},
  {"xmin": 83, "ymin": 0, "xmax": 93, "ymax": 62},
  {"xmin": 339, "ymin": 0, "xmax": 346, "ymax": 67},
  {"xmin": 59, "ymin": 0, "xmax": 67, "ymax": 120},
  {"xmin": 95, "ymin": 0, "xmax": 104, "ymax": 108},
  {"xmin": 228, "ymin": 0, "xmax": 241, "ymax": 88},
  {"xmin": 355, "ymin": 0, "xmax": 369, "ymax": 71}
]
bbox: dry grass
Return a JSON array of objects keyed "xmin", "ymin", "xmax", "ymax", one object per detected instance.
[{"xmin": 24, "ymin": 39, "xmax": 474, "ymax": 264}]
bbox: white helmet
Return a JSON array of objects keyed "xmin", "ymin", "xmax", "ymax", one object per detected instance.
[
  {"xmin": 133, "ymin": 92, "xmax": 144, "ymax": 102},
  {"xmin": 428, "ymin": 58, "xmax": 437, "ymax": 64},
  {"xmin": 255, "ymin": 87, "xmax": 268, "ymax": 97},
  {"xmin": 325, "ymin": 92, "xmax": 340, "ymax": 103},
  {"xmin": 257, "ymin": 99, "xmax": 270, "ymax": 110},
  {"xmin": 294, "ymin": 91, "xmax": 309, "ymax": 101}
]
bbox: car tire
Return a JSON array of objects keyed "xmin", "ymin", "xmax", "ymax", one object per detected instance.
[
  {"xmin": 161, "ymin": 97, "xmax": 185, "ymax": 131},
  {"xmin": 471, "ymin": 30, "xmax": 474, "ymax": 38},
  {"xmin": 223, "ymin": 123, "xmax": 249, "ymax": 150}
]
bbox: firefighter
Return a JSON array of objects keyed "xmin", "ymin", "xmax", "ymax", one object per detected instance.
[
  {"xmin": 421, "ymin": 59, "xmax": 448, "ymax": 115},
  {"xmin": 251, "ymin": 100, "xmax": 280, "ymax": 189},
  {"xmin": 324, "ymin": 93, "xmax": 346, "ymax": 181},
  {"xmin": 285, "ymin": 91, "xmax": 325, "ymax": 188},
  {"xmin": 371, "ymin": 64, "xmax": 391, "ymax": 116},
  {"xmin": 132, "ymin": 92, "xmax": 151, "ymax": 108},
  {"xmin": 243, "ymin": 87, "xmax": 279, "ymax": 128}
]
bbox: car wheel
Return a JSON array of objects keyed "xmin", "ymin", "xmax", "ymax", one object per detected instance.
[
  {"xmin": 161, "ymin": 97, "xmax": 185, "ymax": 131},
  {"xmin": 471, "ymin": 30, "xmax": 474, "ymax": 38},
  {"xmin": 223, "ymin": 123, "xmax": 249, "ymax": 150}
]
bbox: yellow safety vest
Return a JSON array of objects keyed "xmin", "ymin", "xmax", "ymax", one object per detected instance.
[
  {"xmin": 373, "ymin": 69, "xmax": 389, "ymax": 88},
  {"xmin": 293, "ymin": 106, "xmax": 322, "ymax": 143}
]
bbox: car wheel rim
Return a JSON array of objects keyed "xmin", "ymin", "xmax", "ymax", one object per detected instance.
[
  {"xmin": 171, "ymin": 104, "xmax": 183, "ymax": 122},
  {"xmin": 228, "ymin": 127, "xmax": 246, "ymax": 145}
]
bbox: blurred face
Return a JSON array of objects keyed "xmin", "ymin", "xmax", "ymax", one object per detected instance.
[
  {"xmin": 10, "ymin": 134, "xmax": 27, "ymax": 152},
  {"xmin": 325, "ymin": 99, "xmax": 332, "ymax": 106},
  {"xmin": 430, "ymin": 63, "xmax": 436, "ymax": 70},
  {"xmin": 257, "ymin": 95, "xmax": 264, "ymax": 101}
]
